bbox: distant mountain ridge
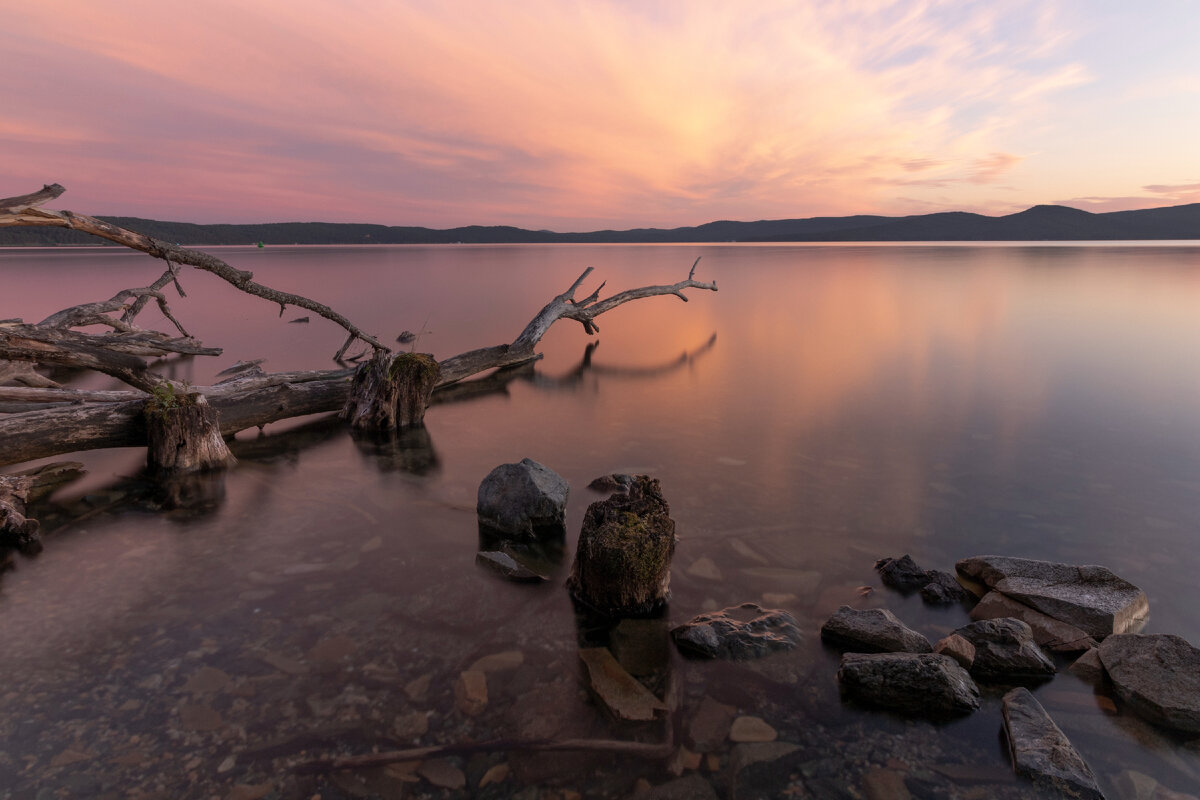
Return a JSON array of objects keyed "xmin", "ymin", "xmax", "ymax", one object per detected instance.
[{"xmin": 3, "ymin": 203, "xmax": 1198, "ymax": 246}]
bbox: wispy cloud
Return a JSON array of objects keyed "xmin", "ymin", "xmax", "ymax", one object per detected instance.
[{"xmin": 3, "ymin": 0, "xmax": 1182, "ymax": 227}]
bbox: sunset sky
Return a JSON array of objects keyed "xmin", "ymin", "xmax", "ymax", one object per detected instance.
[{"xmin": 4, "ymin": 1, "xmax": 1199, "ymax": 229}]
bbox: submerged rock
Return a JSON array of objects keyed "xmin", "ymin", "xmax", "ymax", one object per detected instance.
[
  {"xmin": 820, "ymin": 606, "xmax": 932, "ymax": 654},
  {"xmin": 587, "ymin": 473, "xmax": 636, "ymax": 494},
  {"xmin": 920, "ymin": 570, "xmax": 973, "ymax": 605},
  {"xmin": 837, "ymin": 652, "xmax": 980, "ymax": 718},
  {"xmin": 1098, "ymin": 633, "xmax": 1200, "ymax": 733},
  {"xmin": 874, "ymin": 554, "xmax": 931, "ymax": 591},
  {"xmin": 971, "ymin": 591, "xmax": 1098, "ymax": 653},
  {"xmin": 577, "ymin": 647, "xmax": 668, "ymax": 722},
  {"xmin": 672, "ymin": 603, "xmax": 803, "ymax": 660},
  {"xmin": 1002, "ymin": 687, "xmax": 1104, "ymax": 799},
  {"xmin": 956, "ymin": 555, "xmax": 1149, "ymax": 638},
  {"xmin": 475, "ymin": 550, "xmax": 546, "ymax": 582},
  {"xmin": 953, "ymin": 618, "xmax": 1056, "ymax": 682},
  {"xmin": 476, "ymin": 458, "xmax": 569, "ymax": 537}
]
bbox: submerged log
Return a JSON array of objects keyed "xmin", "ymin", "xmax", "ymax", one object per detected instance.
[
  {"xmin": 143, "ymin": 391, "xmax": 236, "ymax": 473},
  {"xmin": 341, "ymin": 352, "xmax": 440, "ymax": 430},
  {"xmin": 567, "ymin": 476, "xmax": 677, "ymax": 617}
]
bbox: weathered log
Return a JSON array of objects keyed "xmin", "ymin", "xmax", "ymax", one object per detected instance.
[
  {"xmin": 143, "ymin": 391, "xmax": 236, "ymax": 473},
  {"xmin": 567, "ymin": 476, "xmax": 677, "ymax": 617},
  {"xmin": 0, "ymin": 474, "xmax": 41, "ymax": 553},
  {"xmin": 341, "ymin": 352, "xmax": 440, "ymax": 430}
]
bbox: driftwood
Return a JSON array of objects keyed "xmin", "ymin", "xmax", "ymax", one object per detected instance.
[
  {"xmin": 1, "ymin": 183, "xmax": 717, "ymax": 468},
  {"xmin": 143, "ymin": 392, "xmax": 237, "ymax": 473}
]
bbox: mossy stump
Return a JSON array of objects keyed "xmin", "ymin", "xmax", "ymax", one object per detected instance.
[
  {"xmin": 342, "ymin": 352, "xmax": 440, "ymax": 430},
  {"xmin": 567, "ymin": 476, "xmax": 677, "ymax": 617},
  {"xmin": 143, "ymin": 391, "xmax": 236, "ymax": 474}
]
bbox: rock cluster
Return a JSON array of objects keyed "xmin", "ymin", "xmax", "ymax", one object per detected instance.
[{"xmin": 672, "ymin": 603, "xmax": 803, "ymax": 660}]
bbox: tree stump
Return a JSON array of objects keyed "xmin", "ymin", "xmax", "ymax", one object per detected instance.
[
  {"xmin": 341, "ymin": 352, "xmax": 440, "ymax": 430},
  {"xmin": 567, "ymin": 476, "xmax": 677, "ymax": 617},
  {"xmin": 143, "ymin": 390, "xmax": 236, "ymax": 473}
]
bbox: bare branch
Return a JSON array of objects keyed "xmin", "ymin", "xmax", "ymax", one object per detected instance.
[{"xmin": 0, "ymin": 183, "xmax": 64, "ymax": 214}]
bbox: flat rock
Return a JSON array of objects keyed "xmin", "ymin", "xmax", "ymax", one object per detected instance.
[
  {"xmin": 729, "ymin": 716, "xmax": 777, "ymax": 742},
  {"xmin": 920, "ymin": 570, "xmax": 973, "ymax": 605},
  {"xmin": 418, "ymin": 758, "xmax": 466, "ymax": 790},
  {"xmin": 875, "ymin": 554, "xmax": 931, "ymax": 591},
  {"xmin": 578, "ymin": 647, "xmax": 668, "ymax": 722},
  {"xmin": 820, "ymin": 606, "xmax": 932, "ymax": 653},
  {"xmin": 837, "ymin": 652, "xmax": 980, "ymax": 718},
  {"xmin": 468, "ymin": 650, "xmax": 525, "ymax": 673},
  {"xmin": 686, "ymin": 696, "xmax": 737, "ymax": 752},
  {"xmin": 956, "ymin": 555, "xmax": 1149, "ymax": 638},
  {"xmin": 476, "ymin": 458, "xmax": 569, "ymax": 537},
  {"xmin": 971, "ymin": 590, "xmax": 1098, "ymax": 652},
  {"xmin": 1098, "ymin": 633, "xmax": 1200, "ymax": 733},
  {"xmin": 475, "ymin": 550, "xmax": 546, "ymax": 582},
  {"xmin": 1002, "ymin": 687, "xmax": 1104, "ymax": 799},
  {"xmin": 453, "ymin": 670, "xmax": 488, "ymax": 716},
  {"xmin": 672, "ymin": 603, "xmax": 803, "ymax": 660},
  {"xmin": 953, "ymin": 618, "xmax": 1056, "ymax": 682}
]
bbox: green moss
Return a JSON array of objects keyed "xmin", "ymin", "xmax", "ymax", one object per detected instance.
[
  {"xmin": 144, "ymin": 382, "xmax": 195, "ymax": 420},
  {"xmin": 388, "ymin": 352, "xmax": 439, "ymax": 382}
]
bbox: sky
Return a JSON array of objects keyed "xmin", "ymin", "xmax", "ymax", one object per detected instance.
[{"xmin": 3, "ymin": 0, "xmax": 1200, "ymax": 230}]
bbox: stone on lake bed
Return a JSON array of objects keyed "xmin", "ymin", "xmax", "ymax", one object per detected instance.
[
  {"xmin": 933, "ymin": 634, "xmax": 976, "ymax": 669},
  {"xmin": 475, "ymin": 550, "xmax": 546, "ymax": 582},
  {"xmin": 476, "ymin": 458, "xmax": 569, "ymax": 537},
  {"xmin": 920, "ymin": 570, "xmax": 973, "ymax": 605},
  {"xmin": 1098, "ymin": 633, "xmax": 1200, "ymax": 733},
  {"xmin": 837, "ymin": 652, "xmax": 980, "ymax": 718},
  {"xmin": 970, "ymin": 591, "xmax": 1098, "ymax": 653},
  {"xmin": 578, "ymin": 647, "xmax": 668, "ymax": 722},
  {"xmin": 671, "ymin": 603, "xmax": 803, "ymax": 660},
  {"xmin": 953, "ymin": 618, "xmax": 1056, "ymax": 683},
  {"xmin": 821, "ymin": 606, "xmax": 932, "ymax": 654},
  {"xmin": 956, "ymin": 555, "xmax": 1149, "ymax": 638},
  {"xmin": 1002, "ymin": 687, "xmax": 1105, "ymax": 800},
  {"xmin": 729, "ymin": 715, "xmax": 777, "ymax": 742}
]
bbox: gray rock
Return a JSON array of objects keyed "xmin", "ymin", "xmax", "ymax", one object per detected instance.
[
  {"xmin": 956, "ymin": 555, "xmax": 1149, "ymax": 638},
  {"xmin": 476, "ymin": 458, "xmax": 569, "ymax": 537},
  {"xmin": 837, "ymin": 652, "xmax": 981, "ymax": 718},
  {"xmin": 874, "ymin": 554, "xmax": 930, "ymax": 591},
  {"xmin": 920, "ymin": 570, "xmax": 973, "ymax": 605},
  {"xmin": 672, "ymin": 603, "xmax": 803, "ymax": 660},
  {"xmin": 971, "ymin": 590, "xmax": 1098, "ymax": 653},
  {"xmin": 1002, "ymin": 687, "xmax": 1105, "ymax": 799},
  {"xmin": 1098, "ymin": 633, "xmax": 1200, "ymax": 734},
  {"xmin": 953, "ymin": 618, "xmax": 1056, "ymax": 682},
  {"xmin": 820, "ymin": 606, "xmax": 932, "ymax": 653},
  {"xmin": 474, "ymin": 551, "xmax": 546, "ymax": 582},
  {"xmin": 1068, "ymin": 648, "xmax": 1106, "ymax": 685}
]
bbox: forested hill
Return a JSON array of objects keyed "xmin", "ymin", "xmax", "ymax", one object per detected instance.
[{"xmin": 3, "ymin": 203, "xmax": 1198, "ymax": 246}]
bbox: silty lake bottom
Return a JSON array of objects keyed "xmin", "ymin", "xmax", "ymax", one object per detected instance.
[{"xmin": 1, "ymin": 243, "xmax": 1199, "ymax": 799}]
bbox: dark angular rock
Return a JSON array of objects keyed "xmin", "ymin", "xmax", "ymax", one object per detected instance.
[
  {"xmin": 970, "ymin": 591, "xmax": 1098, "ymax": 653},
  {"xmin": 837, "ymin": 652, "xmax": 980, "ymax": 718},
  {"xmin": 475, "ymin": 551, "xmax": 546, "ymax": 582},
  {"xmin": 953, "ymin": 618, "xmax": 1056, "ymax": 682},
  {"xmin": 587, "ymin": 473, "xmax": 635, "ymax": 494},
  {"xmin": 1098, "ymin": 633, "xmax": 1200, "ymax": 733},
  {"xmin": 672, "ymin": 603, "xmax": 802, "ymax": 660},
  {"xmin": 1002, "ymin": 687, "xmax": 1105, "ymax": 799},
  {"xmin": 920, "ymin": 570, "xmax": 973, "ymax": 605},
  {"xmin": 820, "ymin": 606, "xmax": 932, "ymax": 653},
  {"xmin": 875, "ymin": 554, "xmax": 931, "ymax": 592},
  {"xmin": 956, "ymin": 555, "xmax": 1149, "ymax": 638},
  {"xmin": 476, "ymin": 458, "xmax": 569, "ymax": 537}
]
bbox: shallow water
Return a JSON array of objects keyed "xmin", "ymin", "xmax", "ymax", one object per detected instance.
[{"xmin": 2, "ymin": 243, "xmax": 1199, "ymax": 798}]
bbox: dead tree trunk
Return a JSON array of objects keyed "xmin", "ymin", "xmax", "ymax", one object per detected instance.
[
  {"xmin": 0, "ymin": 474, "xmax": 41, "ymax": 553},
  {"xmin": 143, "ymin": 392, "xmax": 236, "ymax": 473},
  {"xmin": 341, "ymin": 352, "xmax": 440, "ymax": 430}
]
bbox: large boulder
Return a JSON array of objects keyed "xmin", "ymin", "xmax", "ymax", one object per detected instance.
[
  {"xmin": 476, "ymin": 458, "xmax": 569, "ymax": 537},
  {"xmin": 1098, "ymin": 633, "xmax": 1200, "ymax": 734},
  {"xmin": 970, "ymin": 591, "xmax": 1097, "ymax": 653},
  {"xmin": 1002, "ymin": 687, "xmax": 1104, "ymax": 800},
  {"xmin": 956, "ymin": 555, "xmax": 1148, "ymax": 638},
  {"xmin": 837, "ymin": 652, "xmax": 980, "ymax": 718},
  {"xmin": 953, "ymin": 618, "xmax": 1056, "ymax": 682},
  {"xmin": 672, "ymin": 603, "xmax": 802, "ymax": 660},
  {"xmin": 820, "ymin": 606, "xmax": 932, "ymax": 654},
  {"xmin": 566, "ymin": 475, "xmax": 675, "ymax": 616}
]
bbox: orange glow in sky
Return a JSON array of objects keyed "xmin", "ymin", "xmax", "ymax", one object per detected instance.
[{"xmin": 3, "ymin": 1, "xmax": 1199, "ymax": 228}]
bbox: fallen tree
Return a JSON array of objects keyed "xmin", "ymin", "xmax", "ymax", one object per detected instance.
[{"xmin": 0, "ymin": 184, "xmax": 717, "ymax": 469}]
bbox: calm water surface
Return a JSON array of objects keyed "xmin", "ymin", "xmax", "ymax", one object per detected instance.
[{"xmin": 1, "ymin": 243, "xmax": 1199, "ymax": 798}]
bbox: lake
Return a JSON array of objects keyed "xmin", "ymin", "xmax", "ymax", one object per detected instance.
[{"xmin": 2, "ymin": 243, "xmax": 1199, "ymax": 798}]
